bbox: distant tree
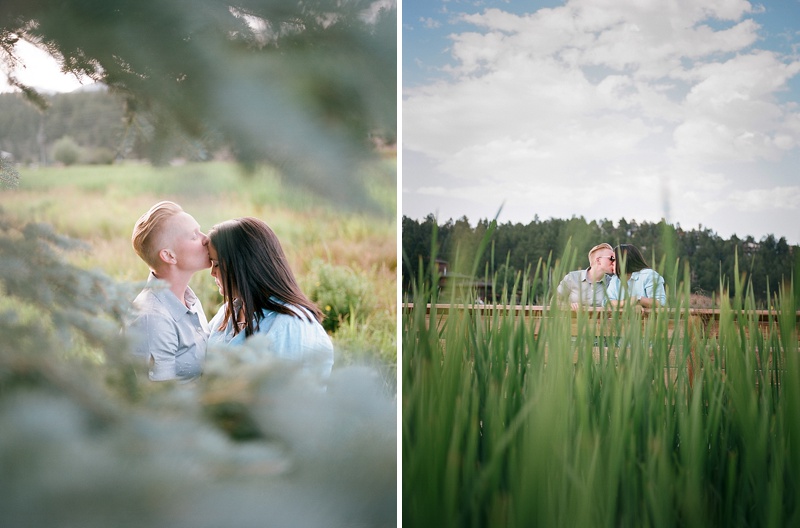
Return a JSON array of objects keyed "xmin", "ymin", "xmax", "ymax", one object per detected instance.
[
  {"xmin": 0, "ymin": 0, "xmax": 396, "ymax": 209},
  {"xmin": 401, "ymin": 215, "xmax": 796, "ymax": 305},
  {"xmin": 753, "ymin": 235, "xmax": 793, "ymax": 301},
  {"xmin": 402, "ymin": 214, "xmax": 432, "ymax": 293},
  {"xmin": 0, "ymin": 91, "xmax": 153, "ymax": 164}
]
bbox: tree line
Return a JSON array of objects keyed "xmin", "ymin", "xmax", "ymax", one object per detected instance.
[
  {"xmin": 402, "ymin": 214, "xmax": 797, "ymax": 305},
  {"xmin": 0, "ymin": 90, "xmax": 220, "ymax": 165}
]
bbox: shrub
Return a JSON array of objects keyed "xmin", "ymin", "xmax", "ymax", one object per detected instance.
[
  {"xmin": 307, "ymin": 260, "xmax": 371, "ymax": 333},
  {"xmin": 52, "ymin": 136, "xmax": 83, "ymax": 166},
  {"xmin": 84, "ymin": 147, "xmax": 116, "ymax": 165}
]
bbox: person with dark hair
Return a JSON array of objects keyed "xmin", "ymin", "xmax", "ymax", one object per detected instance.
[
  {"xmin": 128, "ymin": 201, "xmax": 211, "ymax": 381},
  {"xmin": 556, "ymin": 242, "xmax": 617, "ymax": 309},
  {"xmin": 206, "ymin": 217, "xmax": 333, "ymax": 379},
  {"xmin": 607, "ymin": 244, "xmax": 666, "ymax": 308}
]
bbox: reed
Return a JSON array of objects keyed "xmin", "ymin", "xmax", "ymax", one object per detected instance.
[{"xmin": 403, "ymin": 239, "xmax": 799, "ymax": 527}]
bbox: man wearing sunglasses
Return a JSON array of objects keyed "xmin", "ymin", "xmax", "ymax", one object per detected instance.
[{"xmin": 556, "ymin": 243, "xmax": 617, "ymax": 309}]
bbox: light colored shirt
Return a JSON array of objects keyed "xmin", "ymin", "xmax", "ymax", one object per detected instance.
[
  {"xmin": 556, "ymin": 269, "xmax": 611, "ymax": 307},
  {"xmin": 208, "ymin": 299, "xmax": 334, "ymax": 380},
  {"xmin": 607, "ymin": 269, "xmax": 667, "ymax": 306},
  {"xmin": 128, "ymin": 272, "xmax": 209, "ymax": 381}
]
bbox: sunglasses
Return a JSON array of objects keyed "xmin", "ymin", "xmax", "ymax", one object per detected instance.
[{"xmin": 599, "ymin": 256, "xmax": 616, "ymax": 262}]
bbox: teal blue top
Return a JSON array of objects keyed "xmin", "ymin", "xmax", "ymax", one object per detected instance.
[
  {"xmin": 607, "ymin": 269, "xmax": 666, "ymax": 306},
  {"xmin": 208, "ymin": 298, "xmax": 334, "ymax": 380}
]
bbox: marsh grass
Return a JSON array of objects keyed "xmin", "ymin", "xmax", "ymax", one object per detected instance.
[
  {"xmin": 0, "ymin": 160, "xmax": 396, "ymax": 366},
  {"xmin": 403, "ymin": 236, "xmax": 799, "ymax": 527}
]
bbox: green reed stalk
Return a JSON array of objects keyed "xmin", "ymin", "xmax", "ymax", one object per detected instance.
[{"xmin": 403, "ymin": 239, "xmax": 799, "ymax": 527}]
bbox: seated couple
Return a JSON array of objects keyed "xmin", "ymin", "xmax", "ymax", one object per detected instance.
[
  {"xmin": 556, "ymin": 242, "xmax": 666, "ymax": 310},
  {"xmin": 126, "ymin": 201, "xmax": 334, "ymax": 383}
]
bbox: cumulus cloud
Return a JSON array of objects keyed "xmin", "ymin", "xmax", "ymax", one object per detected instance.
[{"xmin": 403, "ymin": 0, "xmax": 800, "ymax": 243}]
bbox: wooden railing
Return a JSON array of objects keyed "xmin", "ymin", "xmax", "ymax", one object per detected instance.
[
  {"xmin": 404, "ymin": 303, "xmax": 800, "ymax": 340},
  {"xmin": 404, "ymin": 303, "xmax": 800, "ymax": 384}
]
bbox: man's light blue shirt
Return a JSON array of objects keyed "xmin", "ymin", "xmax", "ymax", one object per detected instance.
[
  {"xmin": 128, "ymin": 273, "xmax": 209, "ymax": 381},
  {"xmin": 556, "ymin": 268, "xmax": 611, "ymax": 306},
  {"xmin": 607, "ymin": 269, "xmax": 667, "ymax": 306},
  {"xmin": 208, "ymin": 299, "xmax": 334, "ymax": 380}
]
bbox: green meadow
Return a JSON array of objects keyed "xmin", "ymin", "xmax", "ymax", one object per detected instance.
[
  {"xmin": 403, "ymin": 238, "xmax": 800, "ymax": 527},
  {"xmin": 0, "ymin": 160, "xmax": 397, "ymax": 368}
]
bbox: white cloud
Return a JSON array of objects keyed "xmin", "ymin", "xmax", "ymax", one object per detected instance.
[
  {"xmin": 403, "ymin": 0, "xmax": 800, "ymax": 243},
  {"xmin": 570, "ymin": 0, "xmax": 754, "ymax": 27},
  {"xmin": 669, "ymin": 51, "xmax": 800, "ymax": 162},
  {"xmin": 727, "ymin": 186, "xmax": 800, "ymax": 212},
  {"xmin": 417, "ymin": 186, "xmax": 449, "ymax": 196},
  {"xmin": 420, "ymin": 17, "xmax": 441, "ymax": 29}
]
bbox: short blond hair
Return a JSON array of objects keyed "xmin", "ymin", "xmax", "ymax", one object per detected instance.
[
  {"xmin": 132, "ymin": 201, "xmax": 183, "ymax": 269},
  {"xmin": 588, "ymin": 243, "xmax": 613, "ymax": 265}
]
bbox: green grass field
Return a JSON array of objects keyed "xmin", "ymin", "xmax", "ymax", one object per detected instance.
[{"xmin": 0, "ymin": 160, "xmax": 397, "ymax": 367}]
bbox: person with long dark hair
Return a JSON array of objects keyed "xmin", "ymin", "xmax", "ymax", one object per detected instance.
[
  {"xmin": 607, "ymin": 244, "xmax": 666, "ymax": 308},
  {"xmin": 206, "ymin": 217, "xmax": 333, "ymax": 379}
]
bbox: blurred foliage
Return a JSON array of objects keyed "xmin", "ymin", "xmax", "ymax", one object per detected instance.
[
  {"xmin": 83, "ymin": 146, "xmax": 116, "ymax": 165},
  {"xmin": 0, "ymin": 156, "xmax": 18, "ymax": 188},
  {"xmin": 0, "ymin": 0, "xmax": 396, "ymax": 210},
  {"xmin": 0, "ymin": 211, "xmax": 397, "ymax": 527},
  {"xmin": 0, "ymin": 217, "xmax": 134, "ymax": 351}
]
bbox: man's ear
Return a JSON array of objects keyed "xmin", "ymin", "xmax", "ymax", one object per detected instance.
[{"xmin": 159, "ymin": 248, "xmax": 177, "ymax": 265}]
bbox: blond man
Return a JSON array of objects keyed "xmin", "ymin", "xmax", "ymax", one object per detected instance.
[
  {"xmin": 128, "ymin": 201, "xmax": 211, "ymax": 381},
  {"xmin": 556, "ymin": 243, "xmax": 617, "ymax": 309}
]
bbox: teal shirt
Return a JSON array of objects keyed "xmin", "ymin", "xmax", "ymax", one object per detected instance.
[
  {"xmin": 208, "ymin": 299, "xmax": 334, "ymax": 380},
  {"xmin": 607, "ymin": 269, "xmax": 666, "ymax": 306}
]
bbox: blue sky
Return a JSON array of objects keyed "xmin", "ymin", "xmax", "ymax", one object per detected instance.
[{"xmin": 402, "ymin": 0, "xmax": 800, "ymax": 245}]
